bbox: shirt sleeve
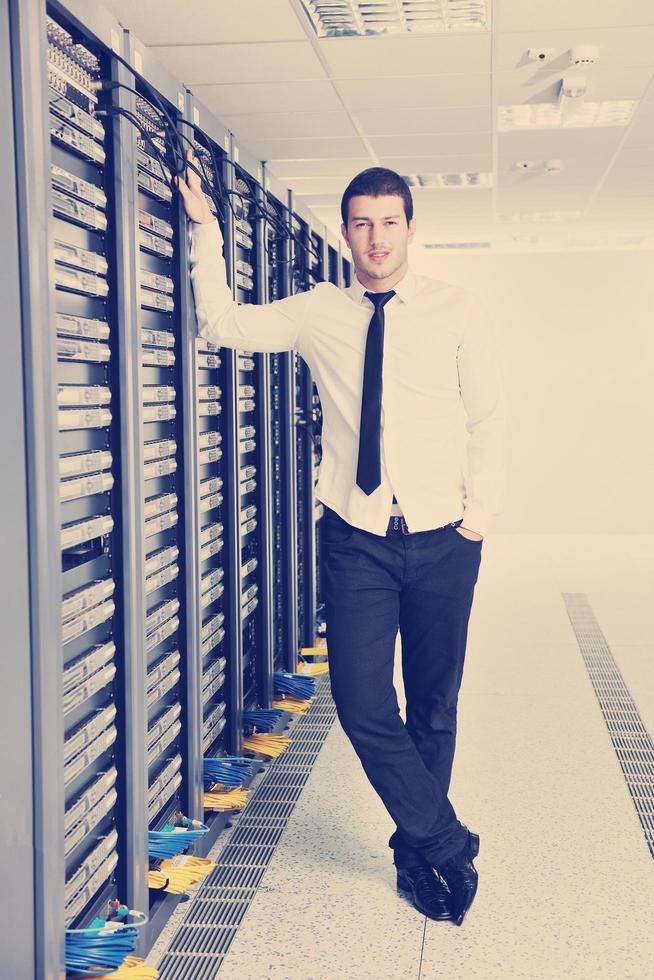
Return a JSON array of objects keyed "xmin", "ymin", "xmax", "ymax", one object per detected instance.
[
  {"xmin": 188, "ymin": 217, "xmax": 313, "ymax": 354},
  {"xmin": 457, "ymin": 292, "xmax": 509, "ymax": 537}
]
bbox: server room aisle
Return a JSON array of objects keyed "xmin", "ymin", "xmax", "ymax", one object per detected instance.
[{"xmin": 148, "ymin": 535, "xmax": 654, "ymax": 980}]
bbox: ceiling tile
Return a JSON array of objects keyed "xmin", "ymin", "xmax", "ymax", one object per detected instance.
[
  {"xmin": 267, "ymin": 158, "xmax": 373, "ymax": 178},
  {"xmin": 152, "ymin": 41, "xmax": 325, "ymax": 85},
  {"xmin": 369, "ymin": 133, "xmax": 492, "ymax": 157},
  {"xmin": 291, "ymin": 177, "xmax": 353, "ymax": 194},
  {"xmin": 354, "ymin": 106, "xmax": 491, "ymax": 134},
  {"xmin": 497, "ymin": 0, "xmax": 654, "ymax": 32},
  {"xmin": 334, "ymin": 74, "xmax": 490, "ymax": 110},
  {"xmin": 100, "ymin": 0, "xmax": 306, "ymax": 43},
  {"xmin": 239, "ymin": 136, "xmax": 368, "ymax": 159},
  {"xmin": 493, "ymin": 65, "xmax": 654, "ymax": 103},
  {"xmin": 219, "ymin": 111, "xmax": 358, "ymax": 140},
  {"xmin": 498, "ymin": 129, "xmax": 625, "ymax": 159},
  {"xmin": 189, "ymin": 80, "xmax": 343, "ymax": 114},
  {"xmin": 318, "ymin": 33, "xmax": 491, "ymax": 78},
  {"xmin": 378, "ymin": 154, "xmax": 493, "ymax": 173},
  {"xmin": 495, "ymin": 25, "xmax": 654, "ymax": 72}
]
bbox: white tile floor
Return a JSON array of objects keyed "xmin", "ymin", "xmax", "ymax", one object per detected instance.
[{"xmin": 163, "ymin": 535, "xmax": 654, "ymax": 979}]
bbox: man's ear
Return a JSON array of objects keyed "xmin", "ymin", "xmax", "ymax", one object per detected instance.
[
  {"xmin": 407, "ymin": 216, "xmax": 417, "ymax": 244},
  {"xmin": 340, "ymin": 222, "xmax": 350, "ymax": 247}
]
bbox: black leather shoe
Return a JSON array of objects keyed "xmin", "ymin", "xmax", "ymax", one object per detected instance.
[
  {"xmin": 396, "ymin": 861, "xmax": 453, "ymax": 921},
  {"xmin": 433, "ymin": 829, "xmax": 480, "ymax": 927}
]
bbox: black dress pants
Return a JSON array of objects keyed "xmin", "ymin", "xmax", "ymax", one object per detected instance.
[{"xmin": 320, "ymin": 504, "xmax": 483, "ymax": 869}]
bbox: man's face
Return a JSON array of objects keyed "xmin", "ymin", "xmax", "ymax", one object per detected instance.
[{"xmin": 341, "ymin": 193, "xmax": 416, "ymax": 288}]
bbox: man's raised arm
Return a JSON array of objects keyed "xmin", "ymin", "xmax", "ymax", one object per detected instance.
[{"xmin": 177, "ymin": 149, "xmax": 313, "ymax": 354}]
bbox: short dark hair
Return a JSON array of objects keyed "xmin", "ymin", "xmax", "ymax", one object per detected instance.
[{"xmin": 341, "ymin": 167, "xmax": 413, "ymax": 227}]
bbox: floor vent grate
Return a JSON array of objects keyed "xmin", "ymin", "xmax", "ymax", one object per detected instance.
[
  {"xmin": 155, "ymin": 672, "xmax": 336, "ymax": 977},
  {"xmin": 564, "ymin": 593, "xmax": 654, "ymax": 858}
]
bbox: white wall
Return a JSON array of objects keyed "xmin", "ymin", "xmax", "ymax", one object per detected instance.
[{"xmin": 407, "ymin": 247, "xmax": 654, "ymax": 534}]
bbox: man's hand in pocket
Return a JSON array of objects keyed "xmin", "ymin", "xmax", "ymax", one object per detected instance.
[{"xmin": 456, "ymin": 526, "xmax": 483, "ymax": 541}]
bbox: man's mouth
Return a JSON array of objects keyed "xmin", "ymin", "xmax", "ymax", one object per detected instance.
[{"xmin": 368, "ymin": 251, "xmax": 389, "ymax": 262}]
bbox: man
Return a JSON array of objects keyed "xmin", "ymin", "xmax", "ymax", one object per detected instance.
[{"xmin": 177, "ymin": 150, "xmax": 507, "ymax": 926}]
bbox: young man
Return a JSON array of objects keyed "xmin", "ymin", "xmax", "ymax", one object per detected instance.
[{"xmin": 177, "ymin": 151, "xmax": 507, "ymax": 926}]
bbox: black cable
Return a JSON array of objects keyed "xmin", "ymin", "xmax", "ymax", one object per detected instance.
[{"xmin": 95, "ymin": 57, "xmax": 324, "ymax": 287}]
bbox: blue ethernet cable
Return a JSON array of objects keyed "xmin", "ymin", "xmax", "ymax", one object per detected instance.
[
  {"xmin": 242, "ymin": 708, "xmax": 285, "ymax": 733},
  {"xmin": 273, "ymin": 670, "xmax": 315, "ymax": 700},
  {"xmin": 65, "ymin": 909, "xmax": 148, "ymax": 973},
  {"xmin": 203, "ymin": 755, "xmax": 255, "ymax": 787}
]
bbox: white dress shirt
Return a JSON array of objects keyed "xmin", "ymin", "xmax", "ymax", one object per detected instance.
[{"xmin": 189, "ymin": 218, "xmax": 508, "ymax": 538}]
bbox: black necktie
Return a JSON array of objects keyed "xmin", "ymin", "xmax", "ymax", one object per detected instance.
[{"xmin": 356, "ymin": 289, "xmax": 396, "ymax": 495}]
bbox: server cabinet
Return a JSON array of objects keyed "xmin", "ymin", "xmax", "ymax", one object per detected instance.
[
  {"xmin": 183, "ymin": 109, "xmax": 238, "ymax": 766},
  {"xmin": 263, "ymin": 170, "xmax": 299, "ymax": 674},
  {"xmin": 327, "ymin": 242, "xmax": 339, "ymax": 286},
  {"xmin": 228, "ymin": 145, "xmax": 275, "ymax": 714},
  {"xmin": 288, "ymin": 194, "xmax": 321, "ymax": 652},
  {"xmin": 341, "ymin": 250, "xmax": 352, "ymax": 286},
  {"xmin": 47, "ymin": 1, "xmax": 133, "ymax": 953}
]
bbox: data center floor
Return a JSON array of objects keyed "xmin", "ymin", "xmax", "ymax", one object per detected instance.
[{"xmin": 150, "ymin": 533, "xmax": 654, "ymax": 979}]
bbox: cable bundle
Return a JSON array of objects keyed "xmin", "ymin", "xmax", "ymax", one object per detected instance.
[
  {"xmin": 203, "ymin": 785, "xmax": 251, "ymax": 811},
  {"xmin": 243, "ymin": 708, "xmax": 285, "ymax": 733},
  {"xmin": 65, "ymin": 908, "xmax": 148, "ymax": 976},
  {"xmin": 300, "ymin": 644, "xmax": 328, "ymax": 657},
  {"xmin": 91, "ymin": 68, "xmax": 319, "ymax": 268},
  {"xmin": 271, "ymin": 696, "xmax": 312, "ymax": 714},
  {"xmin": 148, "ymin": 855, "xmax": 215, "ymax": 895},
  {"xmin": 102, "ymin": 955, "xmax": 159, "ymax": 978},
  {"xmin": 242, "ymin": 733, "xmax": 290, "ymax": 758},
  {"xmin": 147, "ymin": 824, "xmax": 208, "ymax": 861},
  {"xmin": 203, "ymin": 755, "xmax": 255, "ymax": 788},
  {"xmin": 273, "ymin": 670, "xmax": 316, "ymax": 701},
  {"xmin": 295, "ymin": 660, "xmax": 329, "ymax": 676}
]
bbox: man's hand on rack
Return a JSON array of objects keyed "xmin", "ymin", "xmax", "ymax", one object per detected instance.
[{"xmin": 175, "ymin": 148, "xmax": 215, "ymax": 224}]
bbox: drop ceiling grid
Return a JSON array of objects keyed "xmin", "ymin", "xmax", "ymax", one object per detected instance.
[{"xmin": 97, "ymin": 0, "xmax": 654, "ymax": 246}]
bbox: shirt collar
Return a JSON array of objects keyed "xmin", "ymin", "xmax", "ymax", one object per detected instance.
[{"xmin": 347, "ymin": 266, "xmax": 418, "ymax": 307}]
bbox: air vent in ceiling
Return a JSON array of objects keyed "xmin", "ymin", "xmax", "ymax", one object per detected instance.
[
  {"xmin": 403, "ymin": 172, "xmax": 492, "ymax": 188},
  {"xmin": 298, "ymin": 0, "xmax": 488, "ymax": 37},
  {"xmin": 423, "ymin": 241, "xmax": 492, "ymax": 249}
]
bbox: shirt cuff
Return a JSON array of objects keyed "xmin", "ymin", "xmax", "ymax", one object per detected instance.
[{"xmin": 190, "ymin": 216, "xmax": 223, "ymax": 245}]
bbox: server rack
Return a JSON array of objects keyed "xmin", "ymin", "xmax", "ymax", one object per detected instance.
[
  {"xmin": 47, "ymin": 1, "xmax": 132, "ymax": 952},
  {"xmin": 228, "ymin": 144, "xmax": 274, "ymax": 714},
  {"xmin": 120, "ymin": 30, "xmax": 203, "ymax": 940},
  {"xmin": 287, "ymin": 194, "xmax": 319, "ymax": 652},
  {"xmin": 184, "ymin": 107, "xmax": 243, "ymax": 778},
  {"xmin": 8, "ymin": 0, "xmax": 335, "ymax": 973},
  {"xmin": 341, "ymin": 250, "xmax": 352, "ymax": 286}
]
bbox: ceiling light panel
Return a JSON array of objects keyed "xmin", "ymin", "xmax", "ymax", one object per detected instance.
[
  {"xmin": 498, "ymin": 101, "xmax": 637, "ymax": 130},
  {"xmin": 299, "ymin": 1, "xmax": 489, "ymax": 37}
]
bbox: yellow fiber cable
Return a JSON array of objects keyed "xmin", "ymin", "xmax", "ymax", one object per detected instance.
[
  {"xmin": 243, "ymin": 733, "xmax": 290, "ymax": 757},
  {"xmin": 147, "ymin": 869, "xmax": 187, "ymax": 895},
  {"xmin": 102, "ymin": 956, "xmax": 159, "ymax": 978},
  {"xmin": 147, "ymin": 869, "xmax": 168, "ymax": 891},
  {"xmin": 271, "ymin": 696, "xmax": 312, "ymax": 714},
  {"xmin": 300, "ymin": 644, "xmax": 328, "ymax": 657},
  {"xmin": 296, "ymin": 661, "xmax": 329, "ymax": 676},
  {"xmin": 203, "ymin": 786, "xmax": 250, "ymax": 810}
]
